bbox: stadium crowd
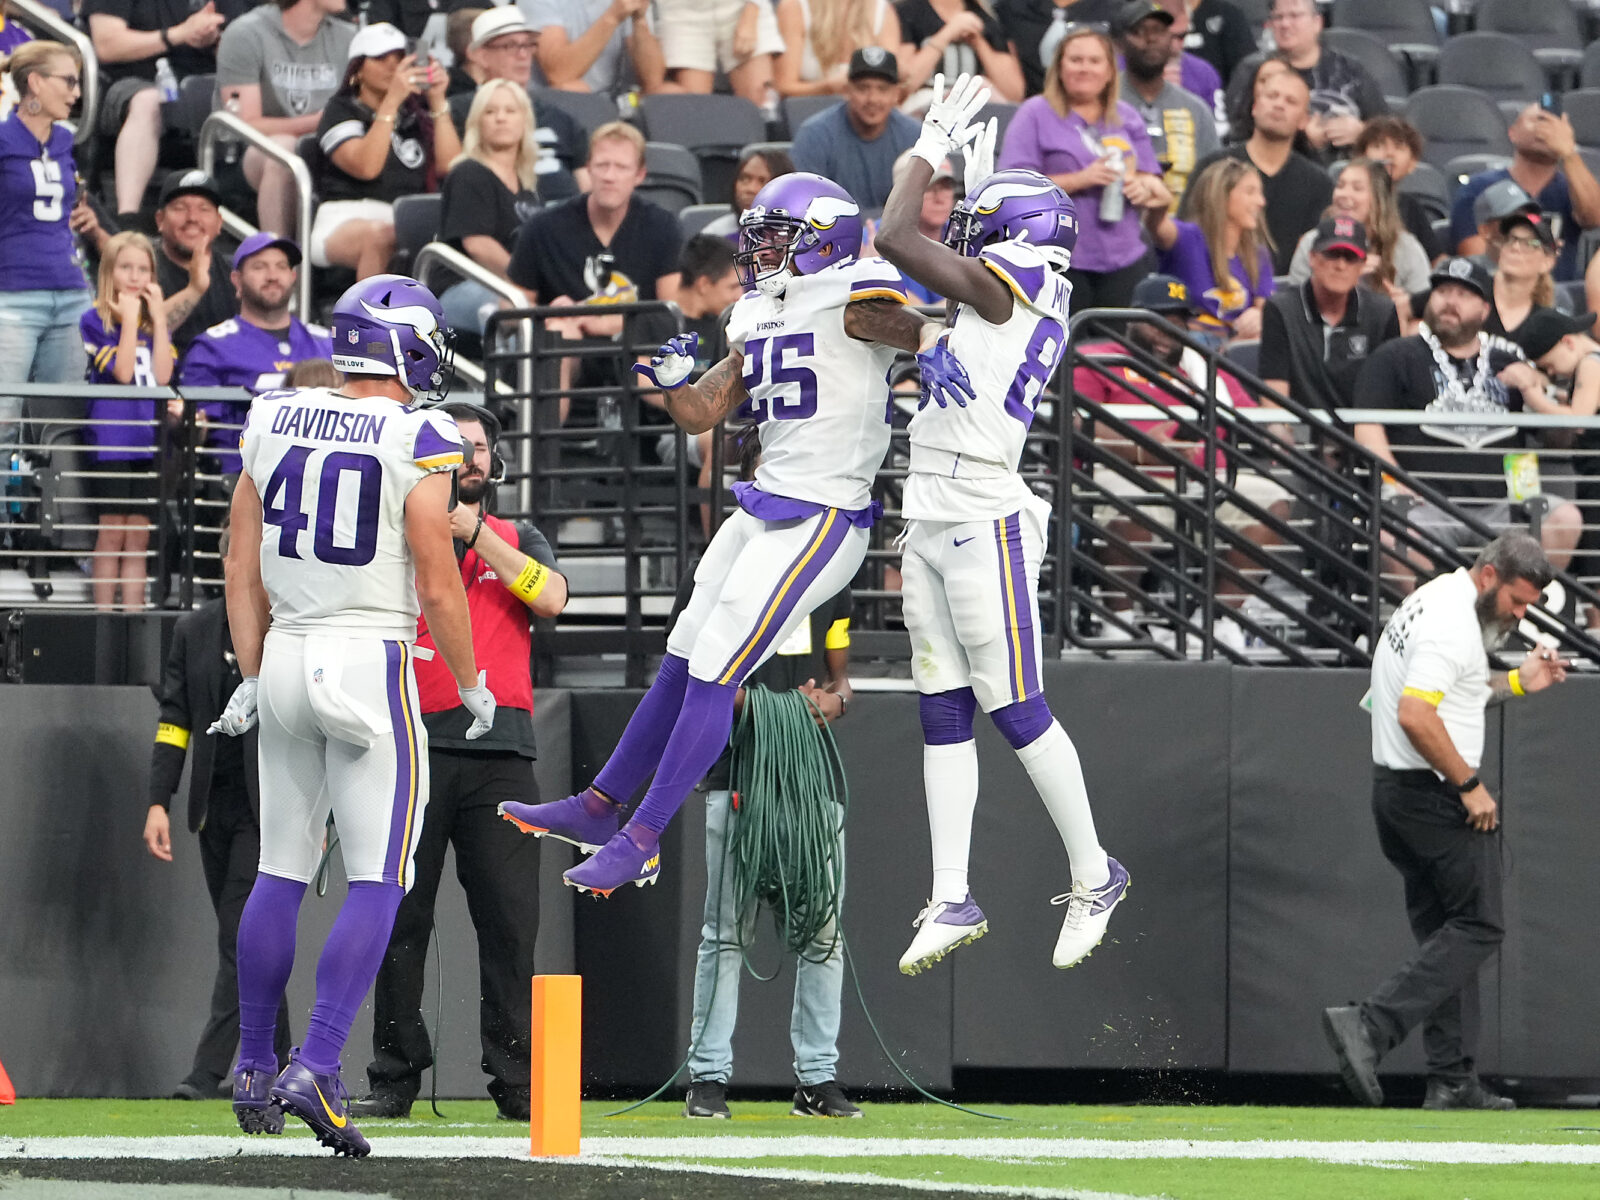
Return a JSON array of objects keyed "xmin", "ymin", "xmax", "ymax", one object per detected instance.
[{"xmin": 0, "ymin": 0, "xmax": 1598, "ymax": 621}]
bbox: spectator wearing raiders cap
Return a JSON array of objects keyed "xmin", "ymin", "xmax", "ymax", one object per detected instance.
[
  {"xmin": 790, "ymin": 47, "xmax": 919, "ymax": 209},
  {"xmin": 1353, "ymin": 257, "xmax": 1582, "ymax": 586},
  {"xmin": 1261, "ymin": 216, "xmax": 1400, "ymax": 414}
]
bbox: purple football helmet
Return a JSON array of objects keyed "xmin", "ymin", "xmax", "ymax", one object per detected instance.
[
  {"xmin": 944, "ymin": 169, "xmax": 1079, "ymax": 270},
  {"xmin": 330, "ymin": 274, "xmax": 455, "ymax": 402},
  {"xmin": 736, "ymin": 172, "xmax": 864, "ymax": 296}
]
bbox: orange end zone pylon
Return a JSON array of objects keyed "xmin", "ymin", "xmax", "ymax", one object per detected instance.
[
  {"xmin": 530, "ymin": 974, "xmax": 581, "ymax": 1156},
  {"xmin": 0, "ymin": 1055, "xmax": 15, "ymax": 1104}
]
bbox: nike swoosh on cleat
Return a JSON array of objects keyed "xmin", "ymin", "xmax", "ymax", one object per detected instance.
[
  {"xmin": 953, "ymin": 536, "xmax": 975, "ymax": 547},
  {"xmin": 312, "ymin": 1082, "xmax": 348, "ymax": 1129}
]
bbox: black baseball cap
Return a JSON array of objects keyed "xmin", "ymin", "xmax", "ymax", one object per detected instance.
[
  {"xmin": 1428, "ymin": 256, "xmax": 1493, "ymax": 303},
  {"xmin": 1311, "ymin": 215, "xmax": 1368, "ymax": 259},
  {"xmin": 1500, "ymin": 210, "xmax": 1557, "ymax": 249},
  {"xmin": 847, "ymin": 46, "xmax": 899, "ymax": 85},
  {"xmin": 1130, "ymin": 273, "xmax": 1196, "ymax": 314},
  {"xmin": 1115, "ymin": 0, "xmax": 1175, "ymax": 35},
  {"xmin": 158, "ymin": 169, "xmax": 221, "ymax": 210},
  {"xmin": 1511, "ymin": 308, "xmax": 1597, "ymax": 361}
]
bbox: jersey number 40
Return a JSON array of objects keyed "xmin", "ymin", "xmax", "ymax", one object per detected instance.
[
  {"xmin": 738, "ymin": 333, "xmax": 818, "ymax": 423},
  {"xmin": 262, "ymin": 446, "xmax": 382, "ymax": 566}
]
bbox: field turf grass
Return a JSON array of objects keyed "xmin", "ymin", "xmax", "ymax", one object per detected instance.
[{"xmin": 7, "ymin": 1099, "xmax": 1600, "ymax": 1199}]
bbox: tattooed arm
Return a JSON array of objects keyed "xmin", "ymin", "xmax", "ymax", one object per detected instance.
[
  {"xmin": 842, "ymin": 298, "xmax": 941, "ymax": 353},
  {"xmin": 663, "ymin": 348, "xmax": 750, "ymax": 435}
]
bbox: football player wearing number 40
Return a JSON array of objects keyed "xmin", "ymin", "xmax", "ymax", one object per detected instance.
[
  {"xmin": 214, "ymin": 275, "xmax": 497, "ymax": 1157},
  {"xmin": 874, "ymin": 73, "xmax": 1128, "ymax": 978},
  {"xmin": 499, "ymin": 171, "xmax": 971, "ymax": 898}
]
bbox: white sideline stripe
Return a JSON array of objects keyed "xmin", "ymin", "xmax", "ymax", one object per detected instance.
[
  {"xmin": 581, "ymin": 1154, "xmax": 1156, "ymax": 1200},
  {"xmin": 7, "ymin": 1135, "xmax": 1600, "ymax": 1166}
]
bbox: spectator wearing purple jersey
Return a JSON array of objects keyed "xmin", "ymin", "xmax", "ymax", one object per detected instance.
[
  {"xmin": 179, "ymin": 232, "xmax": 331, "ymax": 472},
  {"xmin": 1152, "ymin": 156, "xmax": 1274, "ymax": 339},
  {"xmin": 1157, "ymin": 0, "xmax": 1225, "ymax": 131},
  {"xmin": 84, "ymin": 0, "xmax": 230, "ymax": 224},
  {"xmin": 82, "ymin": 231, "xmax": 176, "ymax": 612},
  {"xmin": 999, "ymin": 25, "xmax": 1170, "ymax": 307},
  {"xmin": 0, "ymin": 42, "xmax": 91, "ymax": 450}
]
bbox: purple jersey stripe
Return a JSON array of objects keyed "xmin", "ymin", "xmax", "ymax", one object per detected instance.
[
  {"xmin": 1004, "ymin": 512, "xmax": 1040, "ymax": 698},
  {"xmin": 382, "ymin": 641, "xmax": 420, "ymax": 886},
  {"xmin": 715, "ymin": 509, "xmax": 851, "ymax": 686}
]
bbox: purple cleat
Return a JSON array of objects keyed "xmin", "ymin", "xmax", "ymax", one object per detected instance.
[
  {"xmin": 270, "ymin": 1050, "xmax": 370, "ymax": 1157},
  {"xmin": 499, "ymin": 789, "xmax": 620, "ymax": 854},
  {"xmin": 898, "ymin": 894, "xmax": 988, "ymax": 975},
  {"xmin": 1051, "ymin": 856, "xmax": 1130, "ymax": 969},
  {"xmin": 232, "ymin": 1062, "xmax": 284, "ymax": 1135},
  {"xmin": 564, "ymin": 828, "xmax": 661, "ymax": 897}
]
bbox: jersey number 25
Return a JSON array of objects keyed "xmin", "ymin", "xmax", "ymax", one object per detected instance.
[
  {"xmin": 739, "ymin": 333, "xmax": 818, "ymax": 423},
  {"xmin": 262, "ymin": 446, "xmax": 382, "ymax": 566}
]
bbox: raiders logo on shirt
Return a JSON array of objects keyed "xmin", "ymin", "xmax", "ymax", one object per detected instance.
[{"xmin": 393, "ymin": 134, "xmax": 425, "ymax": 170}]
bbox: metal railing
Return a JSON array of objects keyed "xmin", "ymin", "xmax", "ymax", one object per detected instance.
[
  {"xmin": 11, "ymin": 0, "xmax": 99, "ymax": 149},
  {"xmin": 197, "ymin": 111, "xmax": 315, "ymax": 318}
]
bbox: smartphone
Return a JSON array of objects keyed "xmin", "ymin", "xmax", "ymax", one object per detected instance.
[{"xmin": 1540, "ymin": 91, "xmax": 1562, "ymax": 117}]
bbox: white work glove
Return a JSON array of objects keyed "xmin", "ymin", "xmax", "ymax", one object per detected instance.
[
  {"xmin": 912, "ymin": 72, "xmax": 990, "ymax": 171},
  {"xmin": 963, "ymin": 114, "xmax": 998, "ymax": 194},
  {"xmin": 208, "ymin": 676, "xmax": 259, "ymax": 737},
  {"xmin": 458, "ymin": 670, "xmax": 497, "ymax": 740}
]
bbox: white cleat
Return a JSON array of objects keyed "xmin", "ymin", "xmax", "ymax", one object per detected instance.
[
  {"xmin": 898, "ymin": 895, "xmax": 989, "ymax": 976},
  {"xmin": 1051, "ymin": 857, "xmax": 1130, "ymax": 969}
]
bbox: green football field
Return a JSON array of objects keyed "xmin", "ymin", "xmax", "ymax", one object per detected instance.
[{"xmin": 7, "ymin": 1099, "xmax": 1600, "ymax": 1199}]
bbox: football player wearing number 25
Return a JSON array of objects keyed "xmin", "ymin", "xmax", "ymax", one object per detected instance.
[
  {"xmin": 876, "ymin": 74, "xmax": 1128, "ymax": 978},
  {"xmin": 499, "ymin": 171, "xmax": 969, "ymax": 898},
  {"xmin": 215, "ymin": 275, "xmax": 496, "ymax": 1157}
]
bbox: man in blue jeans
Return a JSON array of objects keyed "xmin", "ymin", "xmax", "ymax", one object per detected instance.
[{"xmin": 672, "ymin": 539, "xmax": 859, "ymax": 1119}]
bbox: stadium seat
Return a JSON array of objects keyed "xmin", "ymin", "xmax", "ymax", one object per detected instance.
[
  {"xmin": 1318, "ymin": 29, "xmax": 1408, "ymax": 107},
  {"xmin": 781, "ymin": 95, "xmax": 839, "ymax": 139},
  {"xmin": 535, "ymin": 89, "xmax": 625, "ymax": 137},
  {"xmin": 1223, "ymin": 338, "xmax": 1260, "ymax": 377},
  {"xmin": 1563, "ymin": 89, "xmax": 1600, "ymax": 151},
  {"xmin": 679, "ymin": 202, "xmax": 732, "ymax": 238},
  {"xmin": 640, "ymin": 94, "xmax": 766, "ymax": 203},
  {"xmin": 1473, "ymin": 0, "xmax": 1585, "ymax": 79},
  {"xmin": 170, "ymin": 73, "xmax": 216, "ymax": 142},
  {"xmin": 1436, "ymin": 34, "xmax": 1546, "ymax": 122},
  {"xmin": 640, "ymin": 142, "xmax": 703, "ymax": 214},
  {"xmin": 1404, "ymin": 85, "xmax": 1513, "ymax": 172},
  {"xmin": 1396, "ymin": 161, "xmax": 1452, "ymax": 221},
  {"xmin": 1584, "ymin": 41, "xmax": 1600, "ymax": 90},
  {"xmin": 1442, "ymin": 152, "xmax": 1512, "ymax": 189},
  {"xmin": 1331, "ymin": 0, "xmax": 1440, "ymax": 82},
  {"xmin": 391, "ymin": 194, "xmax": 442, "ymax": 276},
  {"xmin": 738, "ymin": 139, "xmax": 794, "ymax": 165}
]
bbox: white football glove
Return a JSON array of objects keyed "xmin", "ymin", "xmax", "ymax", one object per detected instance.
[
  {"xmin": 458, "ymin": 670, "xmax": 497, "ymax": 740},
  {"xmin": 963, "ymin": 114, "xmax": 998, "ymax": 194},
  {"xmin": 208, "ymin": 676, "xmax": 259, "ymax": 737},
  {"xmin": 912, "ymin": 72, "xmax": 990, "ymax": 170}
]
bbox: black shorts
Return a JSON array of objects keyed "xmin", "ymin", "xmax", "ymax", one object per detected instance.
[
  {"xmin": 84, "ymin": 457, "xmax": 157, "ymax": 510},
  {"xmin": 97, "ymin": 76, "xmax": 158, "ymax": 139}
]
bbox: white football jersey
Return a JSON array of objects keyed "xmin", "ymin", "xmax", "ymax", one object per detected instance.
[
  {"xmin": 904, "ymin": 241, "xmax": 1071, "ymax": 521},
  {"xmin": 239, "ymin": 387, "xmax": 463, "ymax": 640},
  {"xmin": 725, "ymin": 255, "xmax": 908, "ymax": 512}
]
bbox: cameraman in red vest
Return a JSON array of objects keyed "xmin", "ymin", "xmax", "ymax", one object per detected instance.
[{"xmin": 353, "ymin": 401, "xmax": 567, "ymax": 1122}]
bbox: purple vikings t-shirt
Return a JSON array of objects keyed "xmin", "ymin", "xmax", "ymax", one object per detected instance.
[
  {"xmin": 1157, "ymin": 219, "xmax": 1275, "ymax": 329},
  {"xmin": 998, "ymin": 97, "xmax": 1160, "ymax": 274},
  {"xmin": 82, "ymin": 307, "xmax": 173, "ymax": 462},
  {"xmin": 0, "ymin": 114, "xmax": 87, "ymax": 294},
  {"xmin": 1179, "ymin": 54, "xmax": 1223, "ymax": 117},
  {"xmin": 179, "ymin": 315, "xmax": 333, "ymax": 472}
]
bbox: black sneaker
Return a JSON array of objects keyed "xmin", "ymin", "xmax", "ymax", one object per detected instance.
[
  {"xmin": 347, "ymin": 1090, "xmax": 413, "ymax": 1119},
  {"xmin": 496, "ymin": 1090, "xmax": 531, "ymax": 1122},
  {"xmin": 1422, "ymin": 1077, "xmax": 1516, "ymax": 1111},
  {"xmin": 791, "ymin": 1080, "xmax": 862, "ymax": 1118},
  {"xmin": 684, "ymin": 1079, "xmax": 730, "ymax": 1118}
]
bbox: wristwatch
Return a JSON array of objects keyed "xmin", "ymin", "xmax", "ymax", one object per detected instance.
[{"xmin": 1454, "ymin": 774, "xmax": 1481, "ymax": 795}]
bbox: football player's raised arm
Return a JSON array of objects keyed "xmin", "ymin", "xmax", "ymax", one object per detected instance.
[
  {"xmin": 664, "ymin": 348, "xmax": 750, "ymax": 435},
  {"xmin": 224, "ymin": 473, "xmax": 271, "ymax": 678},
  {"xmin": 875, "ymin": 157, "xmax": 1014, "ymax": 326},
  {"xmin": 405, "ymin": 472, "xmax": 480, "ymax": 690}
]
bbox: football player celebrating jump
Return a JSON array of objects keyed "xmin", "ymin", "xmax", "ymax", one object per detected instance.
[
  {"xmin": 500, "ymin": 172, "xmax": 969, "ymax": 896},
  {"xmin": 214, "ymin": 276, "xmax": 497, "ymax": 1155},
  {"xmin": 873, "ymin": 75, "xmax": 1128, "ymax": 976}
]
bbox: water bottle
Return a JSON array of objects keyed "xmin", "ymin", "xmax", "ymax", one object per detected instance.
[
  {"xmin": 1098, "ymin": 146, "xmax": 1125, "ymax": 224},
  {"xmin": 154, "ymin": 57, "xmax": 179, "ymax": 104}
]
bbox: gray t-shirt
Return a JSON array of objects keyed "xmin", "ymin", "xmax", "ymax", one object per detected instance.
[
  {"xmin": 521, "ymin": 0, "xmax": 647, "ymax": 96},
  {"xmin": 215, "ymin": 7, "xmax": 355, "ymax": 120},
  {"xmin": 1121, "ymin": 75, "xmax": 1220, "ymax": 210}
]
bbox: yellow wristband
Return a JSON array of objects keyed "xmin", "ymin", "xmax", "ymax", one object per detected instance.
[
  {"xmin": 508, "ymin": 557, "xmax": 549, "ymax": 604},
  {"xmin": 1508, "ymin": 668, "xmax": 1525, "ymax": 697}
]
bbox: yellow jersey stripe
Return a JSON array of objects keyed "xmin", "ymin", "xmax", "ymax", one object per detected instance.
[
  {"xmin": 997, "ymin": 518, "xmax": 1025, "ymax": 702},
  {"xmin": 414, "ymin": 451, "xmax": 464, "ymax": 471},
  {"xmin": 848, "ymin": 286, "xmax": 911, "ymax": 304},
  {"xmin": 1401, "ymin": 687, "xmax": 1445, "ymax": 706},
  {"xmin": 154, "ymin": 722, "xmax": 191, "ymax": 749},
  {"xmin": 824, "ymin": 617, "xmax": 851, "ymax": 651},
  {"xmin": 981, "ymin": 257, "xmax": 1033, "ymax": 307},
  {"xmin": 719, "ymin": 510, "xmax": 839, "ymax": 685}
]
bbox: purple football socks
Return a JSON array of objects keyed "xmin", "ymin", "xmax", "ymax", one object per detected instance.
[
  {"xmin": 630, "ymin": 676, "xmax": 738, "ymax": 834},
  {"xmin": 236, "ymin": 873, "xmax": 307, "ymax": 1072},
  {"xmin": 299, "ymin": 880, "xmax": 405, "ymax": 1075},
  {"xmin": 591, "ymin": 653, "xmax": 690, "ymax": 804}
]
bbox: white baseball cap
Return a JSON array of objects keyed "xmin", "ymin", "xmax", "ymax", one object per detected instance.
[
  {"xmin": 471, "ymin": 7, "xmax": 535, "ymax": 51},
  {"xmin": 347, "ymin": 21, "xmax": 407, "ymax": 63}
]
